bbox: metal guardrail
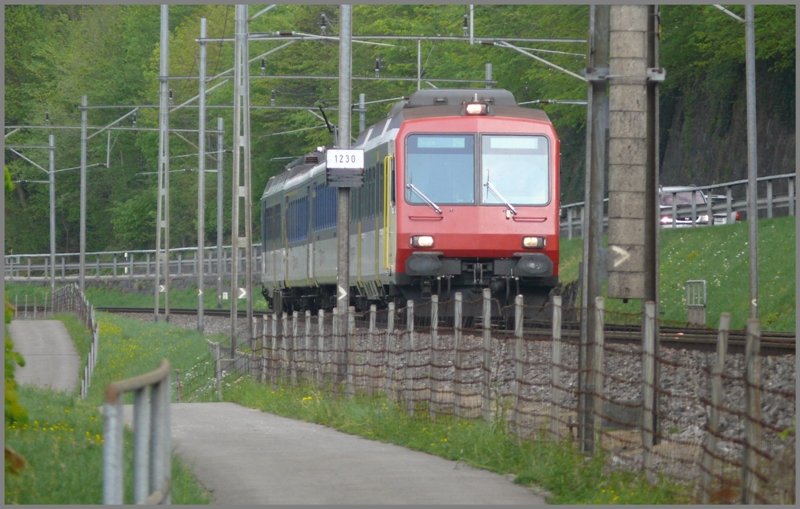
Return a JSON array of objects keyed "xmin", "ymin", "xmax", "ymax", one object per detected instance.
[
  {"xmin": 4, "ymin": 173, "xmax": 795, "ymax": 279},
  {"xmin": 4, "ymin": 244, "xmax": 264, "ymax": 283},
  {"xmin": 103, "ymin": 359, "xmax": 171, "ymax": 505},
  {"xmin": 560, "ymin": 172, "xmax": 795, "ymax": 238}
]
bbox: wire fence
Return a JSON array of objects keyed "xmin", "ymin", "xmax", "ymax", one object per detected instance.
[
  {"xmin": 50, "ymin": 283, "xmax": 100, "ymax": 399},
  {"xmin": 210, "ymin": 291, "xmax": 794, "ymax": 504}
]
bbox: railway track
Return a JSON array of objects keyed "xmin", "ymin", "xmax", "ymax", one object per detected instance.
[{"xmin": 90, "ymin": 306, "xmax": 795, "ymax": 356}]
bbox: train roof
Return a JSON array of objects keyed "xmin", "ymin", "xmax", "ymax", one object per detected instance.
[
  {"xmin": 399, "ymin": 88, "xmax": 518, "ymax": 109},
  {"xmin": 354, "ymin": 88, "xmax": 551, "ymax": 147},
  {"xmin": 264, "ymin": 89, "xmax": 554, "ymax": 199},
  {"xmin": 262, "ymin": 151, "xmax": 326, "ymax": 200}
]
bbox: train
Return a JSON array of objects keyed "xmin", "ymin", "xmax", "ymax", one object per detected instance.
[{"xmin": 260, "ymin": 88, "xmax": 560, "ymax": 321}]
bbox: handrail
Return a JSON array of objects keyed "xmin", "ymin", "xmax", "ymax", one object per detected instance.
[
  {"xmin": 103, "ymin": 358, "xmax": 171, "ymax": 505},
  {"xmin": 3, "ymin": 173, "xmax": 795, "ymax": 271},
  {"xmin": 559, "ymin": 172, "xmax": 795, "ymax": 238},
  {"xmin": 560, "ymin": 172, "xmax": 795, "ymax": 209}
]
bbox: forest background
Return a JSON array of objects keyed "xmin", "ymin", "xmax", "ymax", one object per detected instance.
[{"xmin": 4, "ymin": 4, "xmax": 796, "ymax": 254}]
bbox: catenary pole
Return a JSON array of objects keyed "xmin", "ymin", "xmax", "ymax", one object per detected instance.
[
  {"xmin": 155, "ymin": 4, "xmax": 171, "ymax": 322},
  {"xmin": 645, "ymin": 4, "xmax": 662, "ymax": 446},
  {"xmin": 48, "ymin": 134, "xmax": 56, "ymax": 294},
  {"xmin": 578, "ymin": 4, "xmax": 609, "ymax": 454},
  {"xmin": 79, "ymin": 95, "xmax": 88, "ymax": 293},
  {"xmin": 745, "ymin": 5, "xmax": 759, "ymax": 319},
  {"xmin": 197, "ymin": 17, "xmax": 207, "ymax": 332},
  {"xmin": 216, "ymin": 116, "xmax": 224, "ymax": 310},
  {"xmin": 336, "ymin": 4, "xmax": 353, "ymax": 382},
  {"xmin": 230, "ymin": 4, "xmax": 254, "ymax": 356}
]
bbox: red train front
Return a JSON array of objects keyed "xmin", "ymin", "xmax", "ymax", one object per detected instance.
[
  {"xmin": 389, "ymin": 89, "xmax": 560, "ymax": 317},
  {"xmin": 261, "ymin": 88, "xmax": 560, "ymax": 319}
]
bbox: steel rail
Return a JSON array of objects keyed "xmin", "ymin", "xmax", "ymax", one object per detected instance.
[{"xmin": 95, "ymin": 306, "xmax": 795, "ymax": 354}]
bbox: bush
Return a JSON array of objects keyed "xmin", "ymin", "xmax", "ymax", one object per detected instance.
[{"xmin": 4, "ymin": 298, "xmax": 27, "ymax": 426}]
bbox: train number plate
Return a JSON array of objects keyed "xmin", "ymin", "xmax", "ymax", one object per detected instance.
[
  {"xmin": 326, "ymin": 149, "xmax": 364, "ymax": 187},
  {"xmin": 326, "ymin": 149, "xmax": 364, "ymax": 170}
]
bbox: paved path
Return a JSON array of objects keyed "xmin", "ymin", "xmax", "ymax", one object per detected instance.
[
  {"xmin": 162, "ymin": 402, "xmax": 547, "ymax": 505},
  {"xmin": 9, "ymin": 320, "xmax": 547, "ymax": 505},
  {"xmin": 8, "ymin": 319, "xmax": 80, "ymax": 393}
]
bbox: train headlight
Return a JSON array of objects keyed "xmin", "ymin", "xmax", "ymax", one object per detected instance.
[
  {"xmin": 465, "ymin": 102, "xmax": 488, "ymax": 115},
  {"xmin": 410, "ymin": 235, "xmax": 435, "ymax": 248},
  {"xmin": 522, "ymin": 236, "xmax": 546, "ymax": 249}
]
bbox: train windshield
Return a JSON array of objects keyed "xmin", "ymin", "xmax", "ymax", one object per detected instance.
[
  {"xmin": 481, "ymin": 135, "xmax": 549, "ymax": 205},
  {"xmin": 406, "ymin": 134, "xmax": 475, "ymax": 204},
  {"xmin": 405, "ymin": 133, "xmax": 550, "ymax": 207}
]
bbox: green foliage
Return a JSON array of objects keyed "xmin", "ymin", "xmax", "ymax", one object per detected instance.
[
  {"xmin": 5, "ymin": 296, "xmax": 28, "ymax": 427},
  {"xmin": 660, "ymin": 5, "xmax": 795, "ymax": 127},
  {"xmin": 4, "ymin": 337, "xmax": 28, "ymax": 427},
  {"xmin": 3, "ymin": 5, "xmax": 795, "ymax": 253},
  {"xmin": 4, "ymin": 165, "xmax": 14, "ymax": 193}
]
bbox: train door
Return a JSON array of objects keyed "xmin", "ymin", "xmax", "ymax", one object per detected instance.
[
  {"xmin": 382, "ymin": 151, "xmax": 397, "ymax": 276},
  {"xmin": 282, "ymin": 195, "xmax": 289, "ymax": 285},
  {"xmin": 306, "ymin": 184, "xmax": 314, "ymax": 284}
]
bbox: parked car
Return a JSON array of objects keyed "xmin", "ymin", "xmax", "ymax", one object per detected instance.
[
  {"xmin": 659, "ymin": 186, "xmax": 712, "ymax": 227},
  {"xmin": 706, "ymin": 193, "xmax": 743, "ymax": 225}
]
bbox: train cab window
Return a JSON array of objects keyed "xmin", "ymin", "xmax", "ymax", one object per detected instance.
[
  {"xmin": 481, "ymin": 135, "xmax": 549, "ymax": 206},
  {"xmin": 405, "ymin": 134, "xmax": 475, "ymax": 205}
]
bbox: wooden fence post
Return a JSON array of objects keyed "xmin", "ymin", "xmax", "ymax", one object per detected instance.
[
  {"xmin": 346, "ymin": 306, "xmax": 355, "ymax": 398},
  {"xmin": 405, "ymin": 300, "xmax": 415, "ymax": 414},
  {"xmin": 453, "ymin": 292, "xmax": 463, "ymax": 418},
  {"xmin": 700, "ymin": 312, "xmax": 730, "ymax": 503},
  {"xmin": 290, "ymin": 311, "xmax": 298, "ymax": 386},
  {"xmin": 593, "ymin": 297, "xmax": 605, "ymax": 445},
  {"xmin": 742, "ymin": 319, "xmax": 762, "ymax": 504},
  {"xmin": 481, "ymin": 288, "xmax": 492, "ymax": 421},
  {"xmin": 642, "ymin": 301, "xmax": 657, "ymax": 481},
  {"xmin": 250, "ymin": 317, "xmax": 259, "ymax": 379},
  {"xmin": 261, "ymin": 315, "xmax": 268, "ymax": 383},
  {"xmin": 429, "ymin": 295, "xmax": 439, "ymax": 418},
  {"xmin": 512, "ymin": 294, "xmax": 524, "ymax": 435},
  {"xmin": 368, "ymin": 305, "xmax": 377, "ymax": 394},
  {"xmin": 316, "ymin": 309, "xmax": 325, "ymax": 387},
  {"xmin": 304, "ymin": 310, "xmax": 311, "ymax": 382},
  {"xmin": 281, "ymin": 312, "xmax": 289, "ymax": 383},
  {"xmin": 270, "ymin": 313, "xmax": 278, "ymax": 386},
  {"xmin": 332, "ymin": 307, "xmax": 339, "ymax": 383},
  {"xmin": 215, "ymin": 341, "xmax": 222, "ymax": 401},
  {"xmin": 385, "ymin": 302, "xmax": 396, "ymax": 398},
  {"xmin": 550, "ymin": 295, "xmax": 563, "ymax": 440}
]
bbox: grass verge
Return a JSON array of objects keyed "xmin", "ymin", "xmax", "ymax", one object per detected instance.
[
  {"xmin": 222, "ymin": 377, "xmax": 691, "ymax": 504},
  {"xmin": 4, "ymin": 386, "xmax": 209, "ymax": 505},
  {"xmin": 4, "ymin": 313, "xmax": 217, "ymax": 504},
  {"xmin": 4, "ymin": 281, "xmax": 266, "ymax": 313},
  {"xmin": 559, "ymin": 216, "xmax": 795, "ymax": 331}
]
